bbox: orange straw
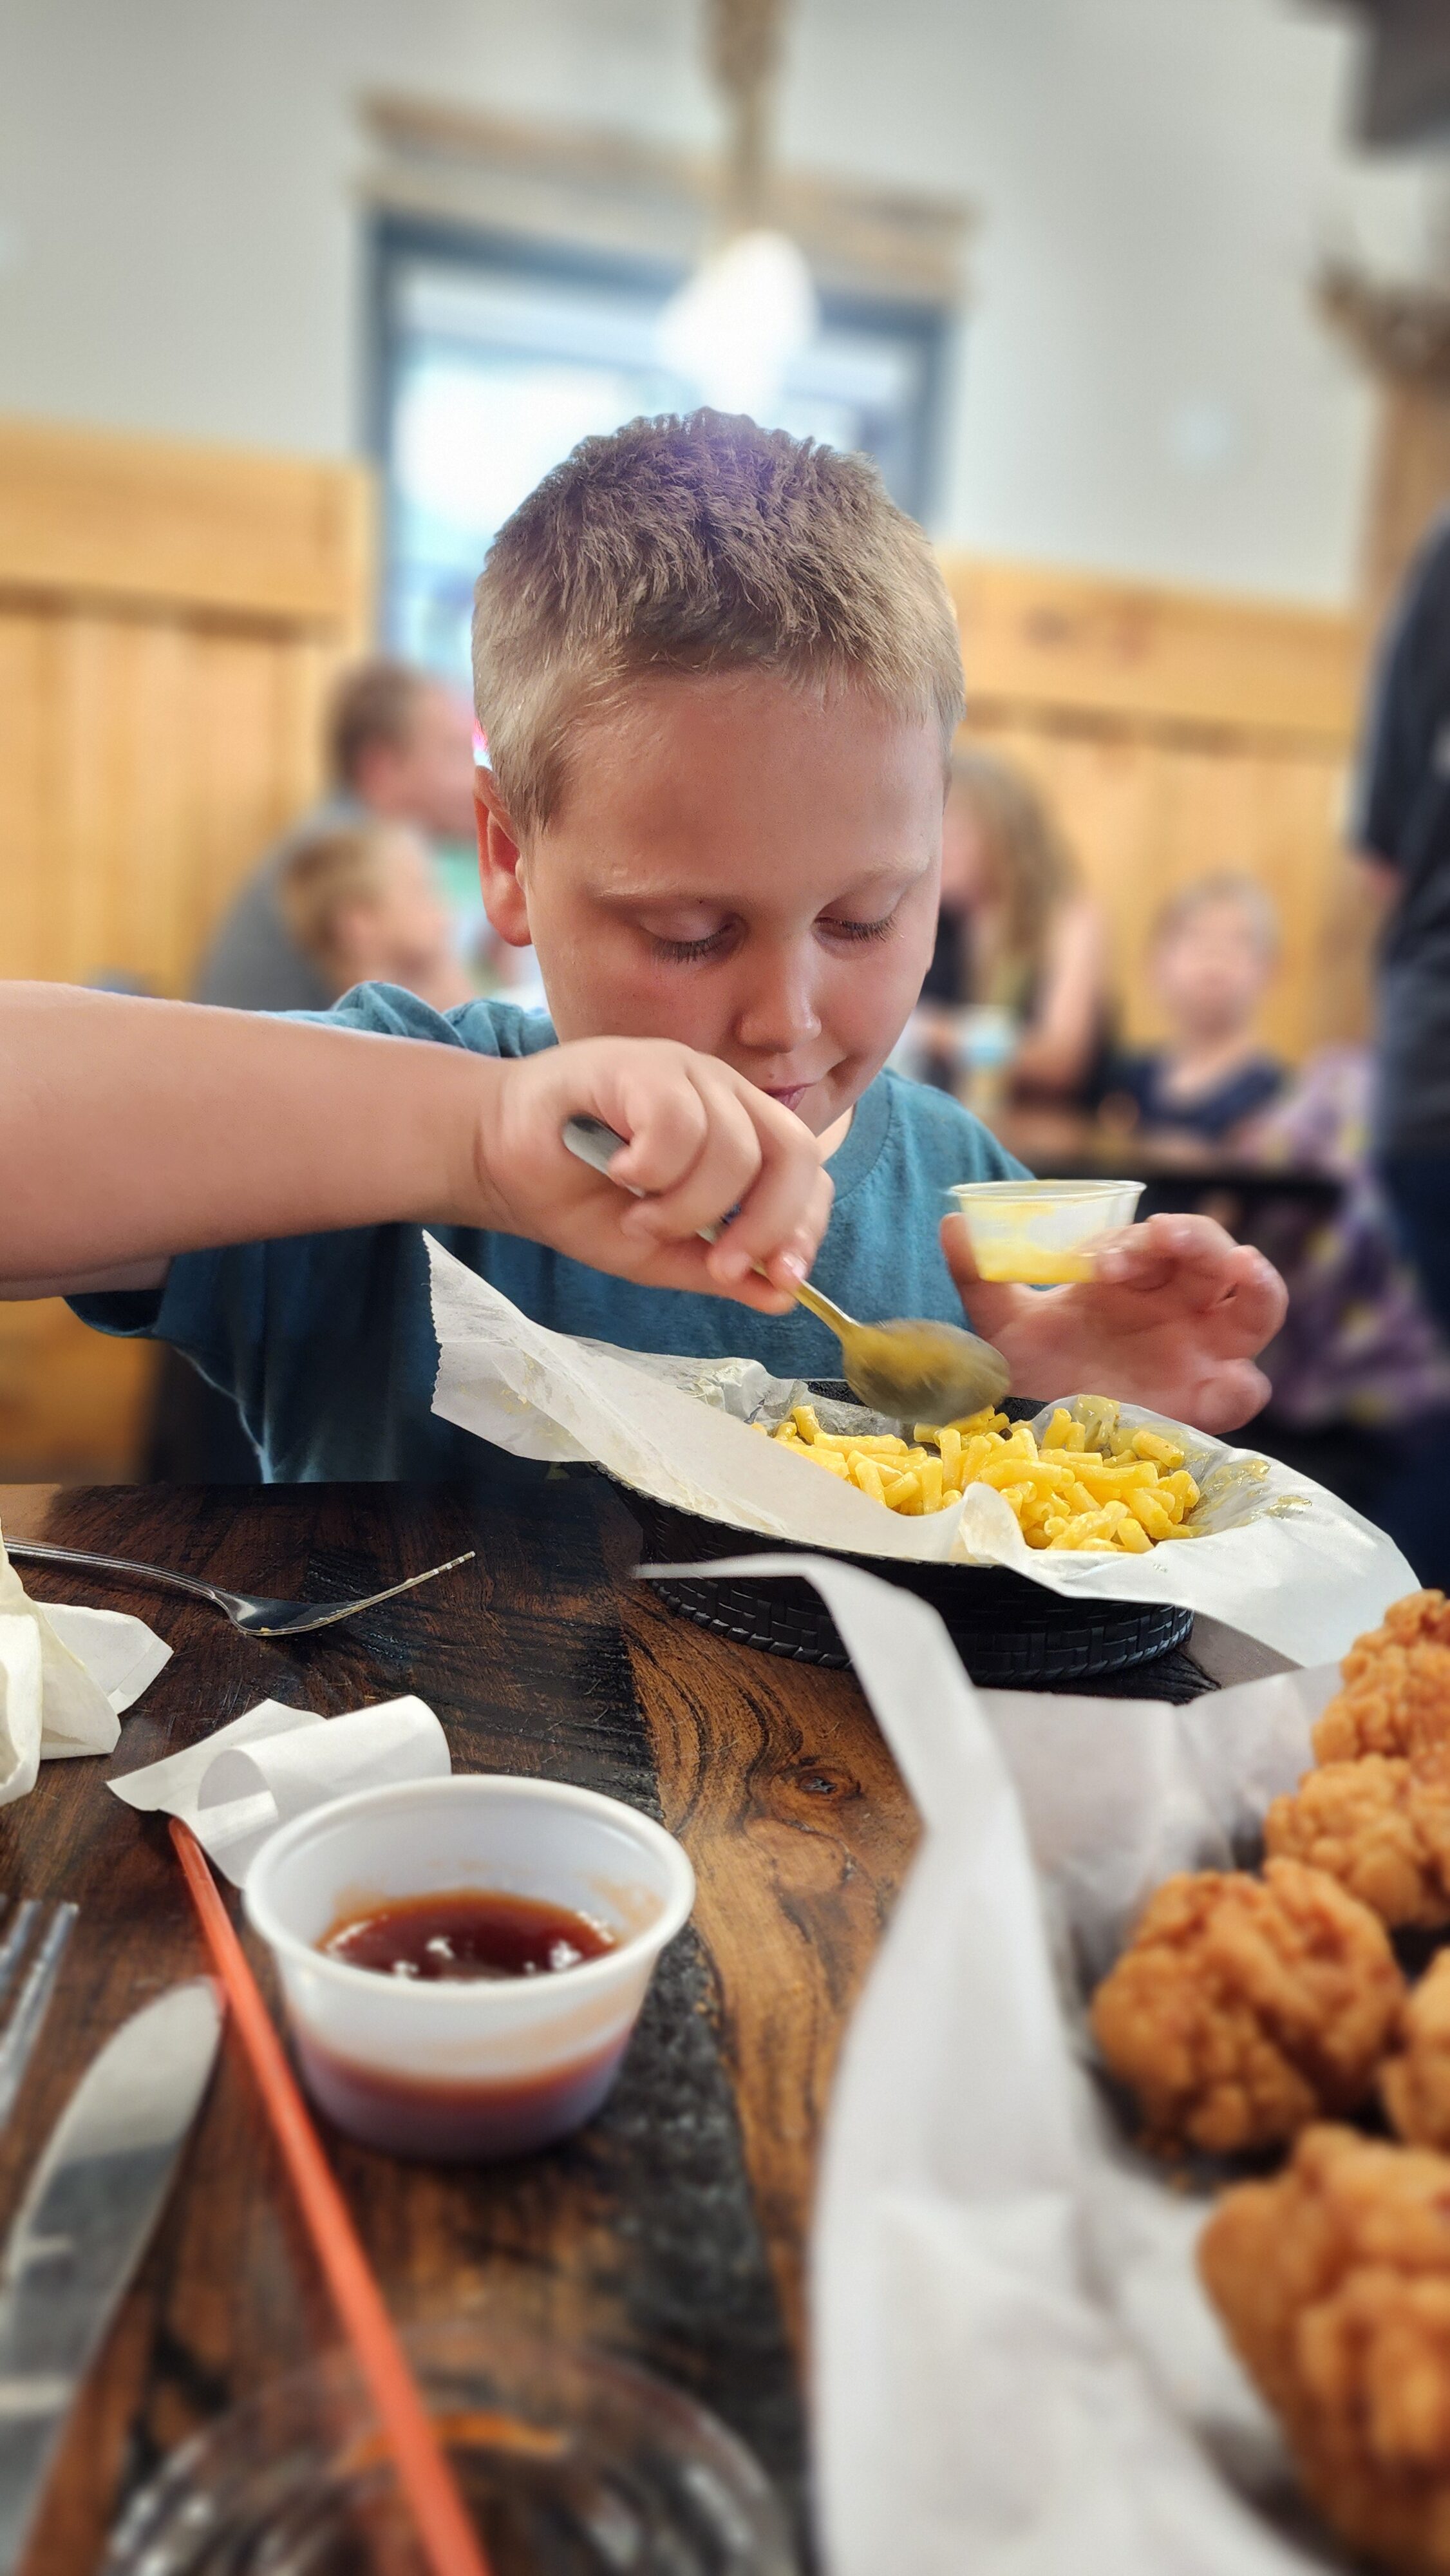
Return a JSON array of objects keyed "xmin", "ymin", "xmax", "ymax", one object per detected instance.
[{"xmin": 170, "ymin": 1817, "xmax": 493, "ymax": 2576}]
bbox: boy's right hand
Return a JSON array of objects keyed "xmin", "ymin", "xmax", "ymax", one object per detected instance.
[{"xmin": 475, "ymin": 1039, "xmax": 832, "ymax": 1312}]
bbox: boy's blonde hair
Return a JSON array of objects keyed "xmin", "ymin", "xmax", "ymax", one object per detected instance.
[
  {"xmin": 1154, "ymin": 872, "xmax": 1280, "ymax": 962},
  {"xmin": 473, "ymin": 409, "xmax": 965, "ymax": 838},
  {"xmin": 278, "ymin": 822, "xmax": 399, "ymax": 965}
]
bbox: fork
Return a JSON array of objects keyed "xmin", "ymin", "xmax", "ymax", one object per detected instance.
[
  {"xmin": 5, "ymin": 1543, "xmax": 475, "ymax": 1638},
  {"xmin": 0, "ymin": 1900, "xmax": 76, "ymax": 2130}
]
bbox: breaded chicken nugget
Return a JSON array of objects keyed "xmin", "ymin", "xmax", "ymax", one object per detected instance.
[
  {"xmin": 1265, "ymin": 1757, "xmax": 1450, "ymax": 1930},
  {"xmin": 1089, "ymin": 1860, "xmax": 1404, "ymax": 2155},
  {"xmin": 1201, "ymin": 2123, "xmax": 1450, "ymax": 2575},
  {"xmin": 1384, "ymin": 1955, "xmax": 1450, "ymax": 2154},
  {"xmin": 1315, "ymin": 1591, "xmax": 1450, "ymax": 1766}
]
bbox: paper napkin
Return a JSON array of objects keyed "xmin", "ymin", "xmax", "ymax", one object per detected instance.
[
  {"xmin": 108, "ymin": 1693, "xmax": 449, "ymax": 1882},
  {"xmin": 0, "ymin": 1529, "xmax": 171, "ymax": 1804}
]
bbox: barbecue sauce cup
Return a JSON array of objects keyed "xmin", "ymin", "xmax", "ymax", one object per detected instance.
[{"xmin": 244, "ymin": 1777, "xmax": 695, "ymax": 2160}]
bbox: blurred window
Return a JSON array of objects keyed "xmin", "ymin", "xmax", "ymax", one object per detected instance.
[{"xmin": 370, "ymin": 213, "xmax": 949, "ymax": 690}]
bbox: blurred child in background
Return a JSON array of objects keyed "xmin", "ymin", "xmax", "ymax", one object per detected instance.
[
  {"xmin": 915, "ymin": 749, "xmax": 1109, "ymax": 1105},
  {"xmin": 1109, "ymin": 875, "xmax": 1285, "ymax": 1142},
  {"xmin": 278, "ymin": 820, "xmax": 473, "ymax": 1014}
]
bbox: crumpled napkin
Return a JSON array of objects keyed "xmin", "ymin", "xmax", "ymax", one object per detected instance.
[
  {"xmin": 108, "ymin": 1693, "xmax": 449, "ymax": 1882},
  {"xmin": 0, "ymin": 1529, "xmax": 171, "ymax": 1804}
]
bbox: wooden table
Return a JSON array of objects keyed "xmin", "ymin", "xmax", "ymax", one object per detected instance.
[{"xmin": 0, "ymin": 1465, "xmax": 920, "ymax": 2573}]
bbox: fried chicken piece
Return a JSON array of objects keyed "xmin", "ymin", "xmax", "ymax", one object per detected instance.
[
  {"xmin": 1265, "ymin": 1757, "xmax": 1450, "ymax": 1930},
  {"xmin": 1315, "ymin": 1591, "xmax": 1450, "ymax": 1766},
  {"xmin": 1089, "ymin": 1859, "xmax": 1404, "ymax": 2155},
  {"xmin": 1384, "ymin": 1956, "xmax": 1450, "ymax": 2154},
  {"xmin": 1200, "ymin": 2123, "xmax": 1450, "ymax": 2575}
]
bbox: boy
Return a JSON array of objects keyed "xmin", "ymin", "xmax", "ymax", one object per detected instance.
[
  {"xmin": 0, "ymin": 413, "xmax": 1283, "ymax": 1480},
  {"xmin": 278, "ymin": 820, "xmax": 473, "ymax": 1016},
  {"xmin": 1109, "ymin": 876, "xmax": 1285, "ymax": 1142}
]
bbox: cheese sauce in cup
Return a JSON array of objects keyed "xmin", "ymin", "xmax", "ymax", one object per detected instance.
[{"xmin": 949, "ymin": 1178, "xmax": 1144, "ymax": 1283}]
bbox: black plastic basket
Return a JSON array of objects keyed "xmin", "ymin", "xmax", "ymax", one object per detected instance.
[{"xmin": 621, "ymin": 1387, "xmax": 1195, "ymax": 1689}]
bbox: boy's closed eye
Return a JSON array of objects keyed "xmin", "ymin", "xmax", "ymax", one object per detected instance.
[{"xmin": 642, "ymin": 904, "xmax": 905, "ymax": 965}]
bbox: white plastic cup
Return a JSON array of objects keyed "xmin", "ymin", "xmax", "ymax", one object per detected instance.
[
  {"xmin": 948, "ymin": 1177, "xmax": 1145, "ymax": 1283},
  {"xmin": 245, "ymin": 1777, "xmax": 695, "ymax": 2162}
]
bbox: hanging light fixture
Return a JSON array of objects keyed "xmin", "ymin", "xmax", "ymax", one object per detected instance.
[{"xmin": 659, "ymin": 0, "xmax": 818, "ymax": 420}]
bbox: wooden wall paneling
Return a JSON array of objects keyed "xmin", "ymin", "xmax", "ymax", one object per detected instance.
[
  {"xmin": 0, "ymin": 610, "xmax": 46, "ymax": 981},
  {"xmin": 945, "ymin": 554, "xmax": 1359, "ymax": 742},
  {"xmin": 0, "ymin": 417, "xmax": 376, "ymax": 1479},
  {"xmin": 0, "ymin": 419, "xmax": 375, "ymax": 632}
]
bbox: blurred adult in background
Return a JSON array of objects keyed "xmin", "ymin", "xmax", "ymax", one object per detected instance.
[
  {"xmin": 278, "ymin": 820, "xmax": 472, "ymax": 1013},
  {"xmin": 1354, "ymin": 514, "xmax": 1450, "ymax": 1352},
  {"xmin": 918, "ymin": 750, "xmax": 1109, "ymax": 1104},
  {"xmin": 195, "ymin": 659, "xmax": 477, "ymax": 1012},
  {"xmin": 1107, "ymin": 875, "xmax": 1285, "ymax": 1144}
]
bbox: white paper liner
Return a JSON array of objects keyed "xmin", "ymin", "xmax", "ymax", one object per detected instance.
[
  {"xmin": 108, "ymin": 1694, "xmax": 450, "ymax": 1882},
  {"xmin": 427, "ymin": 1235, "xmax": 1416, "ymax": 1663},
  {"xmin": 0, "ymin": 1528, "xmax": 171, "ymax": 1802},
  {"xmin": 642, "ymin": 1556, "xmax": 1370, "ymax": 2576}
]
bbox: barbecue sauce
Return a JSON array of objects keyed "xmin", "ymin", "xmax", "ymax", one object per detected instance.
[
  {"xmin": 306, "ymin": 1888, "xmax": 626, "ymax": 2159},
  {"xmin": 320, "ymin": 1888, "xmax": 616, "ymax": 1984}
]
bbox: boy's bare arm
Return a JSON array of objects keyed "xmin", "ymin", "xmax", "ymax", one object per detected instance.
[{"xmin": 0, "ymin": 985, "xmax": 830, "ymax": 1313}]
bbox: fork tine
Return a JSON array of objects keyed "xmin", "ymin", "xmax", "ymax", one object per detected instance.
[
  {"xmin": 252, "ymin": 1551, "xmax": 476, "ymax": 1636},
  {"xmin": 0, "ymin": 1902, "xmax": 39, "ymax": 2015},
  {"xmin": 0, "ymin": 1902, "xmax": 77, "ymax": 2130}
]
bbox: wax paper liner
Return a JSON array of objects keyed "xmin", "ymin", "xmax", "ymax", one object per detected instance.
[
  {"xmin": 427, "ymin": 1235, "xmax": 1415, "ymax": 1664},
  {"xmin": 638, "ymin": 1555, "xmax": 1361, "ymax": 2576}
]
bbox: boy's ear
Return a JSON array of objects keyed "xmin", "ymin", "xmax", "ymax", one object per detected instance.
[{"xmin": 475, "ymin": 772, "xmax": 533, "ymax": 949}]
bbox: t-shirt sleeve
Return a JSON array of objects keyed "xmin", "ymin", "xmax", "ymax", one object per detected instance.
[{"xmin": 1354, "ymin": 518, "xmax": 1450, "ymax": 865}]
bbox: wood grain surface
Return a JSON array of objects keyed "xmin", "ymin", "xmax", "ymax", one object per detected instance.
[{"xmin": 0, "ymin": 1466, "xmax": 921, "ymax": 2573}]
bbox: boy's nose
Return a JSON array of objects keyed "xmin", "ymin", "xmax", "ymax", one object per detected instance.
[{"xmin": 731, "ymin": 949, "xmax": 823, "ymax": 1056}]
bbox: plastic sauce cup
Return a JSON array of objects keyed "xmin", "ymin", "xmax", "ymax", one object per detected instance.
[
  {"xmin": 948, "ymin": 1178, "xmax": 1145, "ymax": 1283},
  {"xmin": 245, "ymin": 1776, "xmax": 695, "ymax": 2161}
]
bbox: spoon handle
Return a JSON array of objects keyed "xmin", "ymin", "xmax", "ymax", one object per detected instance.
[{"xmin": 784, "ymin": 1276, "xmax": 857, "ymax": 1338}]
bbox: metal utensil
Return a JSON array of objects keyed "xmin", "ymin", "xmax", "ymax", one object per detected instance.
[
  {"xmin": 0, "ymin": 1902, "xmax": 77, "ymax": 2137},
  {"xmin": 0, "ymin": 1980, "xmax": 222, "ymax": 2573},
  {"xmin": 4, "ymin": 1543, "xmax": 476, "ymax": 1638},
  {"xmin": 563, "ymin": 1113, "xmax": 1012, "ymax": 1424}
]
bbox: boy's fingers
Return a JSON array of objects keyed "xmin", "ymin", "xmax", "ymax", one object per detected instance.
[
  {"xmin": 615, "ymin": 1071, "xmax": 766, "ymax": 1245},
  {"xmin": 1092, "ymin": 1213, "xmax": 1221, "ymax": 1289},
  {"xmin": 706, "ymin": 1112, "xmax": 832, "ymax": 1286},
  {"xmin": 1095, "ymin": 1217, "xmax": 1286, "ymax": 1320},
  {"xmin": 1210, "ymin": 1245, "xmax": 1288, "ymax": 1351},
  {"xmin": 939, "ymin": 1213, "xmax": 1030, "ymax": 1339},
  {"xmin": 603, "ymin": 1072, "xmax": 715, "ymax": 1200},
  {"xmin": 940, "ymin": 1211, "xmax": 981, "ymax": 1285},
  {"xmin": 1187, "ymin": 1358, "xmax": 1272, "ymax": 1435}
]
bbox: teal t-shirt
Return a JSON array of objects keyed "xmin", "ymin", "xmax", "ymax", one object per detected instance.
[{"xmin": 73, "ymin": 987, "xmax": 1028, "ymax": 1482}]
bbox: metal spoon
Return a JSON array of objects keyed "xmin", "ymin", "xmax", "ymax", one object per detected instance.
[{"xmin": 561, "ymin": 1115, "xmax": 1011, "ymax": 1425}]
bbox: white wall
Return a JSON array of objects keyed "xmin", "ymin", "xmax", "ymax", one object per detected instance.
[{"xmin": 0, "ymin": 0, "xmax": 1437, "ymax": 603}]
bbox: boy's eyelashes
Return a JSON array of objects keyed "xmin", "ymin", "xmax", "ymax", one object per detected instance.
[{"xmin": 644, "ymin": 909, "xmax": 899, "ymax": 965}]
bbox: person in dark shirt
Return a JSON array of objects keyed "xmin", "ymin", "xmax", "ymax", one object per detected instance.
[
  {"xmin": 1109, "ymin": 875, "xmax": 1285, "ymax": 1144},
  {"xmin": 1355, "ymin": 513, "xmax": 1450, "ymax": 1341}
]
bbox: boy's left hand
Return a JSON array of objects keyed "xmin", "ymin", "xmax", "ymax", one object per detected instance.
[{"xmin": 941, "ymin": 1211, "xmax": 1288, "ymax": 1434}]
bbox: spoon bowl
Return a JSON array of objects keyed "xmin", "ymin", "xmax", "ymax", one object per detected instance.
[{"xmin": 808, "ymin": 1304, "xmax": 1011, "ymax": 1423}]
